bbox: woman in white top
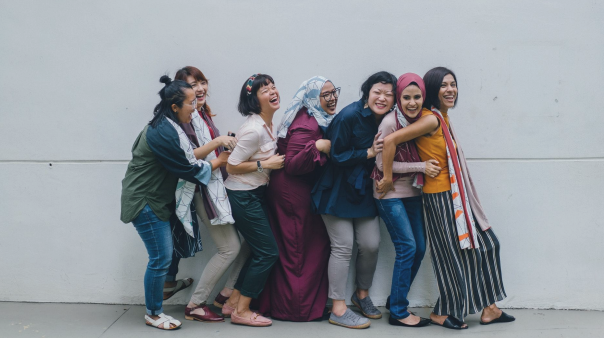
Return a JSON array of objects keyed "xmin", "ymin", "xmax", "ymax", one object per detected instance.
[{"xmin": 221, "ymin": 74, "xmax": 285, "ymax": 327}]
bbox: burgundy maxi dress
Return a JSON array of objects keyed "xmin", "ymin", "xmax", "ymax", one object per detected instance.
[{"xmin": 258, "ymin": 108, "xmax": 331, "ymax": 321}]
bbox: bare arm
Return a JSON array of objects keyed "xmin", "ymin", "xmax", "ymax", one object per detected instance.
[
  {"xmin": 226, "ymin": 154, "xmax": 285, "ymax": 174},
  {"xmin": 193, "ymin": 136, "xmax": 237, "ymax": 160},
  {"xmin": 209, "ymin": 151, "xmax": 230, "ymax": 171},
  {"xmin": 224, "ymin": 129, "xmax": 283, "ymax": 175}
]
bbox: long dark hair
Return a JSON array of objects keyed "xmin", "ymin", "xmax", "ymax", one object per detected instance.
[
  {"xmin": 422, "ymin": 67, "xmax": 458, "ymax": 110},
  {"xmin": 237, "ymin": 74, "xmax": 275, "ymax": 116},
  {"xmin": 174, "ymin": 66, "xmax": 214, "ymax": 117},
  {"xmin": 149, "ymin": 75, "xmax": 192, "ymax": 128}
]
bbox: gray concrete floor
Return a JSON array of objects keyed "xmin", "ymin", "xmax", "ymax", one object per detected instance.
[{"xmin": 1, "ymin": 302, "xmax": 603, "ymax": 338}]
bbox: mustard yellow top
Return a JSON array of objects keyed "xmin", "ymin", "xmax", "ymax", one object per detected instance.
[{"xmin": 415, "ymin": 108, "xmax": 452, "ymax": 193}]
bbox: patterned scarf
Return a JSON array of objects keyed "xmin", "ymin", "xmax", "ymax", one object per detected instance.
[
  {"xmin": 431, "ymin": 106, "xmax": 479, "ymax": 250},
  {"xmin": 164, "ymin": 112, "xmax": 234, "ymax": 237},
  {"xmin": 277, "ymin": 76, "xmax": 336, "ymax": 138},
  {"xmin": 198, "ymin": 107, "xmax": 228, "ymax": 179}
]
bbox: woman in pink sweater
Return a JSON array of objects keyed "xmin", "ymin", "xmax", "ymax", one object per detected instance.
[{"xmin": 371, "ymin": 73, "xmax": 440, "ymax": 328}]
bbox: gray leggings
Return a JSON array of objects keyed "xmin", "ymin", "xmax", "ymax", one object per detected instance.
[
  {"xmin": 321, "ymin": 214, "xmax": 380, "ymax": 300},
  {"xmin": 189, "ymin": 193, "xmax": 250, "ymax": 305}
]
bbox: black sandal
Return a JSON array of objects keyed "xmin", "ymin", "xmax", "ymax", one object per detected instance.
[
  {"xmin": 431, "ymin": 315, "xmax": 468, "ymax": 330},
  {"xmin": 480, "ymin": 311, "xmax": 515, "ymax": 325},
  {"xmin": 389, "ymin": 315, "xmax": 431, "ymax": 327}
]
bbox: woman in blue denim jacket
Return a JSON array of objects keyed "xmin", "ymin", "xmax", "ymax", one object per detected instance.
[{"xmin": 312, "ymin": 71, "xmax": 397, "ymax": 329}]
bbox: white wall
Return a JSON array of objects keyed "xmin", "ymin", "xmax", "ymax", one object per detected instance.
[{"xmin": 1, "ymin": 0, "xmax": 603, "ymax": 310}]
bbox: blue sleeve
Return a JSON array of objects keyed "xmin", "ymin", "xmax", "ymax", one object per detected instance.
[
  {"xmin": 146, "ymin": 120, "xmax": 211, "ymax": 186},
  {"xmin": 329, "ymin": 111, "xmax": 369, "ymax": 167}
]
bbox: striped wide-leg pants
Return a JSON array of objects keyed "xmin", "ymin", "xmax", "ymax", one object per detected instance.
[{"xmin": 423, "ymin": 191, "xmax": 507, "ymax": 321}]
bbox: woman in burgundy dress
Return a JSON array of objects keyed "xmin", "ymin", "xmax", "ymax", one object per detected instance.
[{"xmin": 259, "ymin": 76, "xmax": 340, "ymax": 321}]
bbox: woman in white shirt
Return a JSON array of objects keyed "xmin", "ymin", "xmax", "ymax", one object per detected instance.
[{"xmin": 221, "ymin": 74, "xmax": 285, "ymax": 327}]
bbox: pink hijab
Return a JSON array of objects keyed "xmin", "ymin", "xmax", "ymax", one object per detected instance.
[
  {"xmin": 396, "ymin": 73, "xmax": 426, "ymax": 124},
  {"xmin": 370, "ymin": 73, "xmax": 426, "ymax": 184}
]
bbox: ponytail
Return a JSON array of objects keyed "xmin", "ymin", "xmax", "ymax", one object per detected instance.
[{"xmin": 149, "ymin": 75, "xmax": 192, "ymax": 128}]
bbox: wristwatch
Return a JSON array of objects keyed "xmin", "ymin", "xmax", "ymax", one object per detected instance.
[{"xmin": 257, "ymin": 160, "xmax": 264, "ymax": 173}]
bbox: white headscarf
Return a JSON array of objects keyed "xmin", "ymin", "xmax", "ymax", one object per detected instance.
[{"xmin": 277, "ymin": 76, "xmax": 336, "ymax": 138}]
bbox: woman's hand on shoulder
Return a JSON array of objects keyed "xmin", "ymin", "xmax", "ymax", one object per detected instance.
[
  {"xmin": 315, "ymin": 139, "xmax": 331, "ymax": 155},
  {"xmin": 424, "ymin": 159, "xmax": 441, "ymax": 178}
]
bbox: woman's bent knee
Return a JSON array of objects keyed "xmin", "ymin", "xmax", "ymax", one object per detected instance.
[{"xmin": 218, "ymin": 240, "xmax": 241, "ymax": 262}]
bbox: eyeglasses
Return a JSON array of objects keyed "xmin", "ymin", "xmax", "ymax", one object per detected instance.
[
  {"xmin": 320, "ymin": 87, "xmax": 341, "ymax": 101},
  {"xmin": 190, "ymin": 98, "xmax": 198, "ymax": 108}
]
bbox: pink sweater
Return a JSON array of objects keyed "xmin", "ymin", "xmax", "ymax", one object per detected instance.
[{"xmin": 372, "ymin": 112, "xmax": 425, "ymax": 199}]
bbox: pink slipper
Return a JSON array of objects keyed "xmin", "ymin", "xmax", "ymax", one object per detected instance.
[{"xmin": 231, "ymin": 311, "xmax": 272, "ymax": 327}]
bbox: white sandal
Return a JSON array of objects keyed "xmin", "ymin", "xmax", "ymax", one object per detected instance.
[{"xmin": 145, "ymin": 313, "xmax": 182, "ymax": 330}]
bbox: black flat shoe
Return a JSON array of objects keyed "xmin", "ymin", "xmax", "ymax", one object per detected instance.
[
  {"xmin": 389, "ymin": 315, "xmax": 430, "ymax": 327},
  {"xmin": 480, "ymin": 311, "xmax": 515, "ymax": 325},
  {"xmin": 431, "ymin": 315, "xmax": 468, "ymax": 330}
]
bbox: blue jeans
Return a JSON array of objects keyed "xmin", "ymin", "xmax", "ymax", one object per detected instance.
[
  {"xmin": 376, "ymin": 196, "xmax": 426, "ymax": 319},
  {"xmin": 132, "ymin": 204, "xmax": 173, "ymax": 316}
]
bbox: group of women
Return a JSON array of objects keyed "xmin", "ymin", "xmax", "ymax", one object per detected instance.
[{"xmin": 120, "ymin": 66, "xmax": 516, "ymax": 330}]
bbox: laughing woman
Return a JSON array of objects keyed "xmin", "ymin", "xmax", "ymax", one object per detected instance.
[
  {"xmin": 371, "ymin": 73, "xmax": 440, "ymax": 328},
  {"xmin": 221, "ymin": 74, "xmax": 285, "ymax": 327},
  {"xmin": 312, "ymin": 71, "xmax": 397, "ymax": 329},
  {"xmin": 154, "ymin": 66, "xmax": 250, "ymax": 323},
  {"xmin": 377, "ymin": 67, "xmax": 514, "ymax": 330},
  {"xmin": 121, "ymin": 76, "xmax": 220, "ymax": 330},
  {"xmin": 258, "ymin": 76, "xmax": 339, "ymax": 321}
]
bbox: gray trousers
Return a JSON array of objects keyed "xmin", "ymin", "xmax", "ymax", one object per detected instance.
[
  {"xmin": 189, "ymin": 193, "xmax": 250, "ymax": 305},
  {"xmin": 321, "ymin": 214, "xmax": 380, "ymax": 300}
]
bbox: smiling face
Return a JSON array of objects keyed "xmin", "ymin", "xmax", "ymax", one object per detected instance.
[
  {"xmin": 185, "ymin": 75, "xmax": 208, "ymax": 110},
  {"xmin": 399, "ymin": 84, "xmax": 423, "ymax": 118},
  {"xmin": 257, "ymin": 81, "xmax": 280, "ymax": 114},
  {"xmin": 367, "ymin": 82, "xmax": 395, "ymax": 116},
  {"xmin": 173, "ymin": 88, "xmax": 197, "ymax": 124},
  {"xmin": 438, "ymin": 74, "xmax": 457, "ymax": 112},
  {"xmin": 319, "ymin": 81, "xmax": 338, "ymax": 115}
]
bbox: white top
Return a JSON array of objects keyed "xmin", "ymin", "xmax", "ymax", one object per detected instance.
[{"xmin": 224, "ymin": 114, "xmax": 277, "ymax": 191}]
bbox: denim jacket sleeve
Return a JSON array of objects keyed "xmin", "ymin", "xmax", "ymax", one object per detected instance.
[{"xmin": 329, "ymin": 111, "xmax": 369, "ymax": 167}]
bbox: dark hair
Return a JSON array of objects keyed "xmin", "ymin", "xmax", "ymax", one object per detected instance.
[
  {"xmin": 174, "ymin": 66, "xmax": 214, "ymax": 117},
  {"xmin": 149, "ymin": 75, "xmax": 192, "ymax": 127},
  {"xmin": 422, "ymin": 67, "xmax": 458, "ymax": 110},
  {"xmin": 360, "ymin": 71, "xmax": 398, "ymax": 101},
  {"xmin": 237, "ymin": 74, "xmax": 275, "ymax": 116}
]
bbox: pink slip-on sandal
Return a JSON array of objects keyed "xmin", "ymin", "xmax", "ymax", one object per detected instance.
[{"xmin": 230, "ymin": 311, "xmax": 272, "ymax": 327}]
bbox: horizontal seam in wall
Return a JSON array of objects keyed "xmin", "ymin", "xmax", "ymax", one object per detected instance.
[
  {"xmin": 0, "ymin": 158, "xmax": 604, "ymax": 164},
  {"xmin": 466, "ymin": 157, "xmax": 604, "ymax": 162},
  {"xmin": 0, "ymin": 160, "xmax": 130, "ymax": 164}
]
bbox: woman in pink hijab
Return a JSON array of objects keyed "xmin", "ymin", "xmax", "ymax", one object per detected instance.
[
  {"xmin": 371, "ymin": 73, "xmax": 441, "ymax": 328},
  {"xmin": 378, "ymin": 68, "xmax": 514, "ymax": 330}
]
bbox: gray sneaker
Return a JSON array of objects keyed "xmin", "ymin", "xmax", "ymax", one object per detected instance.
[
  {"xmin": 351, "ymin": 293, "xmax": 382, "ymax": 319},
  {"xmin": 329, "ymin": 308, "xmax": 371, "ymax": 329}
]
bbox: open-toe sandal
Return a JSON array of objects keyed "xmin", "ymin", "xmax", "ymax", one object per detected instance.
[
  {"xmin": 145, "ymin": 313, "xmax": 181, "ymax": 330},
  {"xmin": 480, "ymin": 311, "xmax": 515, "ymax": 325},
  {"xmin": 431, "ymin": 315, "xmax": 468, "ymax": 330}
]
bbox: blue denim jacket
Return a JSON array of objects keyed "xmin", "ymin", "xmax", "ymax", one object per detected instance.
[{"xmin": 312, "ymin": 100, "xmax": 379, "ymax": 218}]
